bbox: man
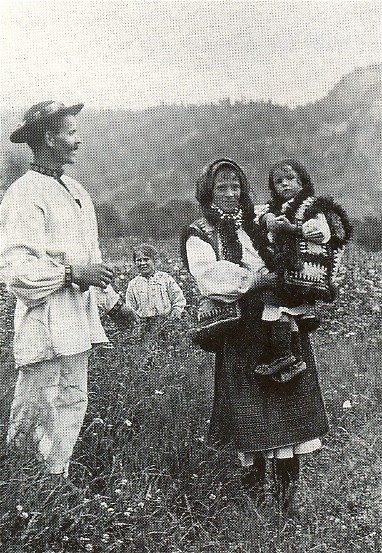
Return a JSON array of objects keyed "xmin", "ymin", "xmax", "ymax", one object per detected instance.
[{"xmin": 0, "ymin": 100, "xmax": 135, "ymax": 482}]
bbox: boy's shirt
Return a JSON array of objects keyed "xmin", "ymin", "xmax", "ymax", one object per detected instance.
[{"xmin": 125, "ymin": 271, "xmax": 186, "ymax": 318}]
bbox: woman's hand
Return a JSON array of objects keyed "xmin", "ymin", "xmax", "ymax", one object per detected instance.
[{"xmin": 258, "ymin": 272, "xmax": 278, "ymax": 288}]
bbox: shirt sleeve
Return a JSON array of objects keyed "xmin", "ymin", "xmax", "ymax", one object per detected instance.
[
  {"xmin": 167, "ymin": 276, "xmax": 186, "ymax": 314},
  {"xmin": 186, "ymin": 235, "xmax": 255, "ymax": 302},
  {"xmin": 0, "ymin": 194, "xmax": 66, "ymax": 307},
  {"xmin": 125, "ymin": 280, "xmax": 139, "ymax": 313},
  {"xmin": 301, "ymin": 213, "xmax": 331, "ymax": 244},
  {"xmin": 93, "ymin": 284, "xmax": 121, "ymax": 314}
]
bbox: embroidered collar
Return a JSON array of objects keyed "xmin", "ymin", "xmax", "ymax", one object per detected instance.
[
  {"xmin": 210, "ymin": 204, "xmax": 243, "ymax": 228},
  {"xmin": 30, "ymin": 163, "xmax": 64, "ymax": 179}
]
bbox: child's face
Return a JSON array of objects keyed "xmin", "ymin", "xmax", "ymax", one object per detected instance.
[
  {"xmin": 272, "ymin": 165, "xmax": 303, "ymax": 202},
  {"xmin": 135, "ymin": 252, "xmax": 155, "ymax": 277}
]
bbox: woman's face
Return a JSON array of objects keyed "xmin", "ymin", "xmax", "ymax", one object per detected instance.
[
  {"xmin": 212, "ymin": 167, "xmax": 241, "ymax": 213},
  {"xmin": 272, "ymin": 165, "xmax": 303, "ymax": 202}
]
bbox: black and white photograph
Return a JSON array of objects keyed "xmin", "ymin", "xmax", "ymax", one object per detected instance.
[{"xmin": 0, "ymin": 1, "xmax": 381, "ymax": 551}]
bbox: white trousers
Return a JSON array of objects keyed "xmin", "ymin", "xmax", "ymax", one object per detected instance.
[{"xmin": 7, "ymin": 351, "xmax": 89, "ymax": 477}]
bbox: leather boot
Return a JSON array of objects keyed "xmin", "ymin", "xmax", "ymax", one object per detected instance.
[
  {"xmin": 272, "ymin": 457, "xmax": 299, "ymax": 515},
  {"xmin": 241, "ymin": 456, "xmax": 266, "ymax": 506}
]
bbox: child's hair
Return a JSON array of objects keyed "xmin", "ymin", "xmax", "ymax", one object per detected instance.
[
  {"xmin": 133, "ymin": 243, "xmax": 159, "ymax": 263},
  {"xmin": 268, "ymin": 159, "xmax": 315, "ymax": 209}
]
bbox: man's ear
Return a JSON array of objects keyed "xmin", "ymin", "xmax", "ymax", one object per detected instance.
[{"xmin": 45, "ymin": 130, "xmax": 55, "ymax": 148}]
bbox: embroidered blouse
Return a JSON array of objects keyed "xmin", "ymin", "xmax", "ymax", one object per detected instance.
[{"xmin": 186, "ymin": 227, "xmax": 268, "ymax": 303}]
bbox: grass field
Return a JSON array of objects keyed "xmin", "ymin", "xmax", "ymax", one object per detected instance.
[{"xmin": 0, "ymin": 239, "xmax": 381, "ymax": 553}]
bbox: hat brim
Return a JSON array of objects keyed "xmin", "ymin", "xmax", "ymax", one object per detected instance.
[{"xmin": 10, "ymin": 103, "xmax": 84, "ymax": 143}]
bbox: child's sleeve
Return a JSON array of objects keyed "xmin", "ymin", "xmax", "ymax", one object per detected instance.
[
  {"xmin": 302, "ymin": 213, "xmax": 331, "ymax": 244},
  {"xmin": 167, "ymin": 276, "xmax": 186, "ymax": 315},
  {"xmin": 125, "ymin": 280, "xmax": 139, "ymax": 313}
]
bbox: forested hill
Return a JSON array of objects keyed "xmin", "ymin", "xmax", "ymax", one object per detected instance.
[{"xmin": 1, "ymin": 63, "xmax": 381, "ymax": 238}]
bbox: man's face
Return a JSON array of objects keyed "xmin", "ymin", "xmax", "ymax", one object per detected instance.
[{"xmin": 49, "ymin": 115, "xmax": 81, "ymax": 165}]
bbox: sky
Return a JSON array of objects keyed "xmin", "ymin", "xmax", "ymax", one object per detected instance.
[{"xmin": 1, "ymin": 0, "xmax": 381, "ymax": 112}]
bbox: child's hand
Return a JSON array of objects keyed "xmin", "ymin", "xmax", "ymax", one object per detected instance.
[
  {"xmin": 273, "ymin": 215, "xmax": 296, "ymax": 233},
  {"xmin": 263, "ymin": 213, "xmax": 278, "ymax": 232},
  {"xmin": 169, "ymin": 310, "xmax": 182, "ymax": 320},
  {"xmin": 302, "ymin": 227, "xmax": 325, "ymax": 243}
]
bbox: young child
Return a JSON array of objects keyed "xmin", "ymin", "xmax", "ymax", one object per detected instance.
[
  {"xmin": 254, "ymin": 160, "xmax": 352, "ymax": 383},
  {"xmin": 125, "ymin": 244, "xmax": 186, "ymax": 329}
]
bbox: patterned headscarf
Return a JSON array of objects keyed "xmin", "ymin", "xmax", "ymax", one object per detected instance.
[{"xmin": 195, "ymin": 158, "xmax": 255, "ymax": 265}]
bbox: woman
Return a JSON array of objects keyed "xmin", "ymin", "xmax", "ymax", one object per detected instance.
[{"xmin": 181, "ymin": 158, "xmax": 329, "ymax": 512}]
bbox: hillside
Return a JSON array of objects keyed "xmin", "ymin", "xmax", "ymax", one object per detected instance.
[{"xmin": 1, "ymin": 63, "xmax": 381, "ymax": 233}]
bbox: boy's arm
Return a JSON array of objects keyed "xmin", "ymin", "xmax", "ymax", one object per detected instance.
[{"xmin": 167, "ymin": 276, "xmax": 186, "ymax": 318}]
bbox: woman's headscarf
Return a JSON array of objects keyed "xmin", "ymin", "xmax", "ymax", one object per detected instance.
[{"xmin": 195, "ymin": 158, "xmax": 255, "ymax": 265}]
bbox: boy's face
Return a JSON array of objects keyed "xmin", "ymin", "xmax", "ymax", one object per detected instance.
[
  {"xmin": 135, "ymin": 252, "xmax": 155, "ymax": 277},
  {"xmin": 272, "ymin": 165, "xmax": 303, "ymax": 201}
]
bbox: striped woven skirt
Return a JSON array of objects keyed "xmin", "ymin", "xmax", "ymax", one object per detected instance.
[{"xmin": 208, "ymin": 293, "xmax": 329, "ymax": 453}]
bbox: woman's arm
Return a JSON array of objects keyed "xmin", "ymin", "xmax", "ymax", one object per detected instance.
[{"xmin": 186, "ymin": 236, "xmax": 268, "ymax": 302}]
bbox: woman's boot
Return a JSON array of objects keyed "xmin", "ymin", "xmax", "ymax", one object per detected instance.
[
  {"xmin": 241, "ymin": 456, "xmax": 266, "ymax": 506},
  {"xmin": 272, "ymin": 457, "xmax": 299, "ymax": 515}
]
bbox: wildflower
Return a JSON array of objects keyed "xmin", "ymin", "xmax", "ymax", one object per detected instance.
[
  {"xmin": 209, "ymin": 493, "xmax": 217, "ymax": 500},
  {"xmin": 93, "ymin": 417, "xmax": 104, "ymax": 424},
  {"xmin": 191, "ymin": 474, "xmax": 198, "ymax": 479},
  {"xmin": 20, "ymin": 512, "xmax": 29, "ymax": 519},
  {"xmin": 85, "ymin": 545, "xmax": 93, "ymax": 552},
  {"xmin": 102, "ymin": 533, "xmax": 110, "ymax": 542},
  {"xmin": 196, "ymin": 436, "xmax": 205, "ymax": 443},
  {"xmin": 154, "ymin": 389, "xmax": 164, "ymax": 395},
  {"xmin": 107, "ymin": 507, "xmax": 115, "ymax": 514},
  {"xmin": 342, "ymin": 400, "xmax": 352, "ymax": 409},
  {"xmin": 121, "ymin": 479, "xmax": 128, "ymax": 486},
  {"xmin": 100, "ymin": 501, "xmax": 108, "ymax": 509},
  {"xmin": 16, "ymin": 505, "xmax": 23, "ymax": 512},
  {"xmin": 137, "ymin": 502, "xmax": 145, "ymax": 509},
  {"xmin": 62, "ymin": 536, "xmax": 69, "ymax": 542},
  {"xmin": 124, "ymin": 510, "xmax": 132, "ymax": 517},
  {"xmin": 124, "ymin": 419, "xmax": 133, "ymax": 427},
  {"xmin": 115, "ymin": 488, "xmax": 122, "ymax": 495}
]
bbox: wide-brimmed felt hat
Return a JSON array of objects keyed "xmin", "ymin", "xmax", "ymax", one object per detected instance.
[{"xmin": 10, "ymin": 100, "xmax": 84, "ymax": 143}]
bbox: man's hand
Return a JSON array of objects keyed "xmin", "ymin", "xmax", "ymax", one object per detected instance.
[
  {"xmin": 71, "ymin": 263, "xmax": 115, "ymax": 292},
  {"xmin": 119, "ymin": 304, "xmax": 139, "ymax": 324},
  {"xmin": 169, "ymin": 310, "xmax": 182, "ymax": 320}
]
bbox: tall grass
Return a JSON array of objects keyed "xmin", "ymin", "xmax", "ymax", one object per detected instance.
[{"xmin": 0, "ymin": 241, "xmax": 381, "ymax": 552}]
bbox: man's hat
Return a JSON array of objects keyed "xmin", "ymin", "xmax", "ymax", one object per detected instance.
[{"xmin": 10, "ymin": 100, "xmax": 84, "ymax": 143}]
